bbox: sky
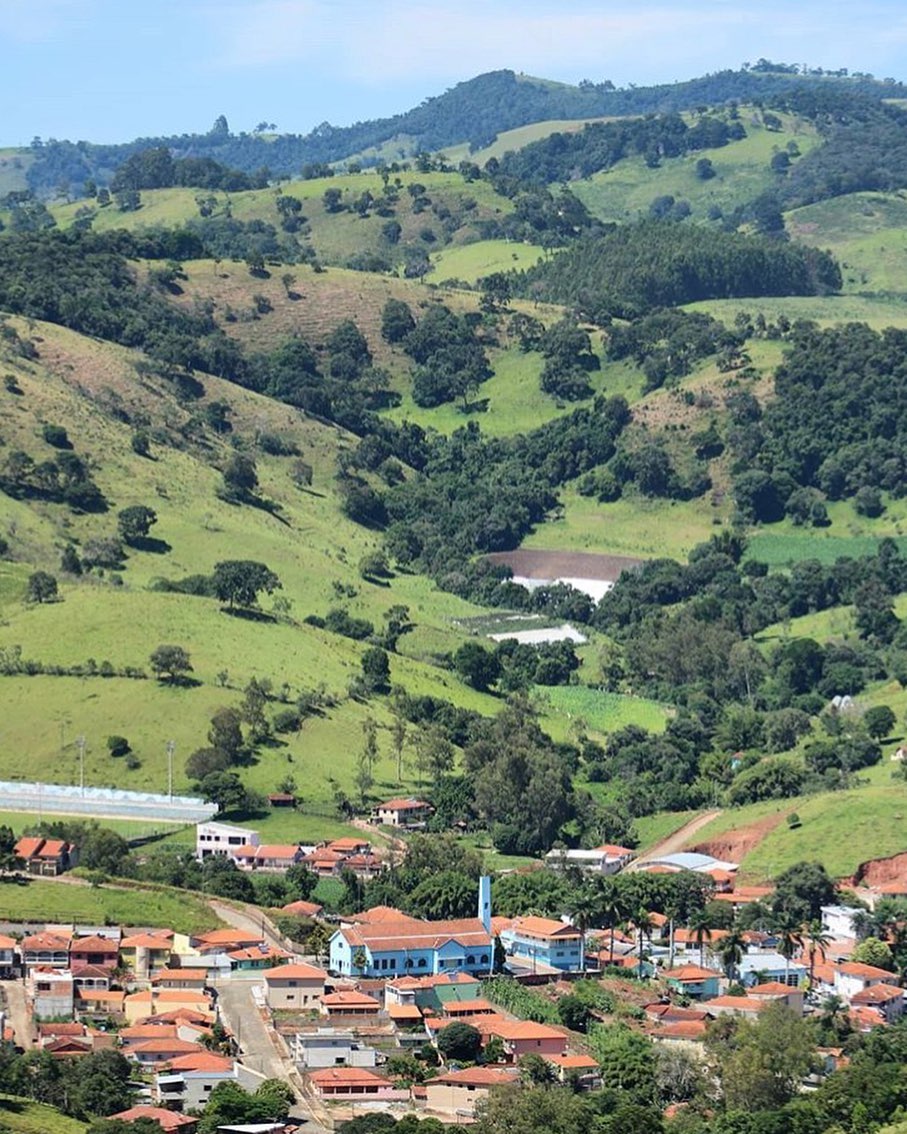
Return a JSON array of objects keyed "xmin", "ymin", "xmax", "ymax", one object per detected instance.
[{"xmin": 2, "ymin": 0, "xmax": 907, "ymax": 146}]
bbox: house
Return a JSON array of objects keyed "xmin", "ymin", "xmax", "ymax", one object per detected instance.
[
  {"xmin": 228, "ymin": 944, "xmax": 291, "ymax": 971},
  {"xmin": 320, "ymin": 990, "xmax": 382, "ymax": 1018},
  {"xmin": 155, "ymin": 1052, "xmax": 266, "ymax": 1111},
  {"xmin": 75, "ymin": 988, "xmax": 126, "ymax": 1021},
  {"xmin": 13, "ymin": 836, "xmax": 77, "ymax": 876},
  {"xmin": 280, "ymin": 899, "xmax": 324, "ymax": 920},
  {"xmin": 120, "ymin": 931, "xmax": 174, "ymax": 979},
  {"xmin": 71, "ymin": 964, "xmax": 113, "ymax": 992},
  {"xmin": 385, "ymin": 971, "xmax": 482, "ymax": 1013},
  {"xmin": 483, "ymin": 1018, "xmax": 568, "ymax": 1061},
  {"xmin": 650, "ymin": 1019, "xmax": 709, "ymax": 1044},
  {"xmin": 738, "ymin": 953, "xmax": 807, "ymax": 988},
  {"xmin": 291, "ymin": 1029, "xmax": 378, "ymax": 1069},
  {"xmin": 124, "ymin": 988, "xmax": 213, "ymax": 1025},
  {"xmin": 326, "ymin": 837, "xmax": 372, "ymax": 856},
  {"xmin": 152, "ymin": 969, "xmax": 209, "ymax": 992},
  {"xmin": 373, "ymin": 797, "xmax": 434, "ymax": 828},
  {"xmin": 109, "ymin": 1107, "xmax": 198, "ymax": 1133},
  {"xmin": 850, "ymin": 983, "xmax": 905, "ymax": 1023},
  {"xmin": 263, "ymin": 962, "xmax": 326, "ymax": 1010},
  {"xmin": 704, "ymin": 995, "xmax": 766, "ymax": 1019},
  {"xmin": 543, "ymin": 1053, "xmax": 601, "ymax": 1089},
  {"xmin": 424, "ymin": 1066, "xmax": 519, "ymax": 1116},
  {"xmin": 195, "ymin": 821, "xmax": 258, "ymax": 860},
  {"xmin": 191, "ymin": 929, "xmax": 265, "ymax": 954},
  {"xmin": 662, "ymin": 965, "xmax": 721, "ymax": 1001},
  {"xmin": 330, "ymin": 917, "xmax": 493, "ymax": 979},
  {"xmin": 267, "ymin": 792, "xmax": 296, "ymax": 808},
  {"xmin": 544, "ymin": 844, "xmax": 635, "ymax": 875},
  {"xmin": 301, "ymin": 848, "xmax": 346, "ymax": 878},
  {"xmin": 128, "ymin": 1038, "xmax": 209, "ymax": 1068},
  {"xmin": 748, "ymin": 981, "xmax": 805, "ymax": 1014},
  {"xmin": 231, "ymin": 844, "xmax": 306, "ymax": 873},
  {"xmin": 0, "ymin": 934, "xmax": 18, "ymax": 978},
  {"xmin": 821, "ymin": 905, "xmax": 864, "ymax": 940},
  {"xmin": 711, "ymin": 886, "xmax": 775, "ymax": 911},
  {"xmin": 28, "ymin": 967, "xmax": 74, "ymax": 1019},
  {"xmin": 834, "ymin": 961, "xmax": 900, "ymax": 1001},
  {"xmin": 441, "ymin": 997, "xmax": 498, "ymax": 1019},
  {"xmin": 21, "ymin": 932, "xmax": 70, "ymax": 969},
  {"xmin": 342, "ymin": 852, "xmax": 386, "ymax": 879},
  {"xmin": 308, "ymin": 1066, "xmax": 408, "ymax": 1102},
  {"xmin": 499, "ymin": 916, "xmax": 585, "ymax": 973},
  {"xmin": 70, "ymin": 934, "xmax": 120, "ymax": 971}
]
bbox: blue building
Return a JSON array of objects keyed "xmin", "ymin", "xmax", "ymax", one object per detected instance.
[
  {"xmin": 498, "ymin": 916, "xmax": 585, "ymax": 973},
  {"xmin": 329, "ymin": 916, "xmax": 493, "ymax": 978}
]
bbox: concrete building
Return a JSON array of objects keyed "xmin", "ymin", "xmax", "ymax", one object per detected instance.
[
  {"xmin": 292, "ymin": 1029, "xmax": 378, "ymax": 1069},
  {"xmin": 499, "ymin": 916, "xmax": 584, "ymax": 972},
  {"xmin": 119, "ymin": 931, "xmax": 174, "ymax": 979},
  {"xmin": 544, "ymin": 844, "xmax": 635, "ymax": 875},
  {"xmin": 21, "ymin": 932, "xmax": 70, "ymax": 970},
  {"xmin": 28, "ymin": 967, "xmax": 74, "ymax": 1019},
  {"xmin": 821, "ymin": 905, "xmax": 864, "ymax": 940},
  {"xmin": 263, "ymin": 962, "xmax": 326, "ymax": 1011},
  {"xmin": 373, "ymin": 798, "xmax": 434, "ymax": 828},
  {"xmin": 195, "ymin": 821, "xmax": 258, "ymax": 860},
  {"xmin": 424, "ymin": 1067, "xmax": 519, "ymax": 1117},
  {"xmin": 308, "ymin": 1067, "xmax": 407, "ymax": 1102},
  {"xmin": 155, "ymin": 1053, "xmax": 265, "ymax": 1112},
  {"xmin": 0, "ymin": 934, "xmax": 17, "ymax": 978}
]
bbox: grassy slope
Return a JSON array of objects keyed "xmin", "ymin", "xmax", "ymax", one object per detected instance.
[
  {"xmin": 0, "ymin": 1097, "xmax": 86, "ymax": 1134},
  {"xmin": 431, "ymin": 238, "xmax": 547, "ymax": 283},
  {"xmin": 0, "ymin": 878, "xmax": 218, "ymax": 932},
  {"xmin": 572, "ymin": 110, "xmax": 821, "ymax": 224}
]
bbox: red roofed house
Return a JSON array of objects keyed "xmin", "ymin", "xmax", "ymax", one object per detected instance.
[
  {"xmin": 71, "ymin": 934, "xmax": 120, "ymax": 970},
  {"xmin": 109, "ymin": 1106, "xmax": 198, "ymax": 1132},
  {"xmin": 499, "ymin": 916, "xmax": 585, "ymax": 972},
  {"xmin": 543, "ymin": 1053, "xmax": 601, "ymax": 1089},
  {"xmin": 128, "ymin": 1037, "xmax": 209, "ymax": 1067},
  {"xmin": 662, "ymin": 965, "xmax": 721, "ymax": 1001},
  {"xmin": 748, "ymin": 981, "xmax": 804, "ymax": 1014},
  {"xmin": 373, "ymin": 798, "xmax": 434, "ymax": 828},
  {"xmin": 263, "ymin": 962, "xmax": 327, "ymax": 1010},
  {"xmin": 13, "ymin": 836, "xmax": 77, "ymax": 876},
  {"xmin": 308, "ymin": 1066, "xmax": 407, "ymax": 1101},
  {"xmin": 483, "ymin": 1018, "xmax": 568, "ymax": 1061},
  {"xmin": 424, "ymin": 1066, "xmax": 519, "ymax": 1116},
  {"xmin": 321, "ymin": 990, "xmax": 382, "ymax": 1018},
  {"xmin": 851, "ymin": 983, "xmax": 905, "ymax": 1023},
  {"xmin": 231, "ymin": 843, "xmax": 306, "ymax": 873},
  {"xmin": 835, "ymin": 961, "xmax": 900, "ymax": 1001},
  {"xmin": 119, "ymin": 931, "xmax": 174, "ymax": 979},
  {"xmin": 21, "ymin": 932, "xmax": 70, "ymax": 970},
  {"xmin": 0, "ymin": 934, "xmax": 17, "ymax": 978},
  {"xmin": 281, "ymin": 899, "xmax": 324, "ymax": 919}
]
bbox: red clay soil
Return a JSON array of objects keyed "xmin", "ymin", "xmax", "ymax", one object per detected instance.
[
  {"xmin": 485, "ymin": 549, "xmax": 644, "ymax": 581},
  {"xmin": 689, "ymin": 812, "xmax": 787, "ymax": 863},
  {"xmin": 852, "ymin": 851, "xmax": 907, "ymax": 889}
]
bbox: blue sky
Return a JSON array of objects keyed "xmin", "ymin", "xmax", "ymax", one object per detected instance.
[{"xmin": 3, "ymin": 0, "xmax": 907, "ymax": 146}]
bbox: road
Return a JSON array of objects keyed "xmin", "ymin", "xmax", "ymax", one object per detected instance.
[
  {"xmin": 627, "ymin": 810, "xmax": 722, "ymax": 871},
  {"xmin": 214, "ymin": 975, "xmax": 329, "ymax": 1133},
  {"xmin": 208, "ymin": 899, "xmax": 291, "ymax": 955}
]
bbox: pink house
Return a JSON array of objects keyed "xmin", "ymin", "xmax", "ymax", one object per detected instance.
[
  {"xmin": 485, "ymin": 1018, "xmax": 568, "ymax": 1061},
  {"xmin": 308, "ymin": 1067, "xmax": 408, "ymax": 1101}
]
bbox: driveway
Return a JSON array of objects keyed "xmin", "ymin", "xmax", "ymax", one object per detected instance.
[{"xmin": 2, "ymin": 980, "xmax": 33, "ymax": 1050}]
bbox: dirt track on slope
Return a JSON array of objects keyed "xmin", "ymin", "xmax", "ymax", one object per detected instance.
[{"xmin": 627, "ymin": 810, "xmax": 723, "ymax": 871}]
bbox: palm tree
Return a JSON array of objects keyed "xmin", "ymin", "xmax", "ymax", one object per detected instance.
[
  {"xmin": 688, "ymin": 910, "xmax": 714, "ymax": 968},
  {"xmin": 664, "ymin": 900, "xmax": 681, "ymax": 971},
  {"xmin": 570, "ymin": 884, "xmax": 598, "ymax": 973},
  {"xmin": 717, "ymin": 929, "xmax": 746, "ymax": 983},
  {"xmin": 633, "ymin": 907, "xmax": 654, "ymax": 979},
  {"xmin": 599, "ymin": 888, "xmax": 626, "ymax": 967},
  {"xmin": 775, "ymin": 915, "xmax": 804, "ymax": 985},
  {"xmin": 804, "ymin": 920, "xmax": 831, "ymax": 989}
]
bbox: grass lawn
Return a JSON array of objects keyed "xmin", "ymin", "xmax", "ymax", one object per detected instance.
[
  {"xmin": 0, "ymin": 878, "xmax": 219, "ymax": 932},
  {"xmin": 431, "ymin": 239, "xmax": 547, "ymax": 284},
  {"xmin": 633, "ymin": 810, "xmax": 700, "ymax": 852},
  {"xmin": 539, "ymin": 685, "xmax": 670, "ymax": 736},
  {"xmin": 0, "ymin": 810, "xmax": 188, "ymax": 841},
  {"xmin": 0, "ymin": 1097, "xmax": 86, "ymax": 1134},
  {"xmin": 687, "ymin": 293, "xmax": 907, "ymax": 331}
]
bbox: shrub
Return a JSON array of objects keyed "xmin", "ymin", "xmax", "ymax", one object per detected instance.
[
  {"xmin": 106, "ymin": 735, "xmax": 130, "ymax": 757},
  {"xmin": 42, "ymin": 423, "xmax": 71, "ymax": 448}
]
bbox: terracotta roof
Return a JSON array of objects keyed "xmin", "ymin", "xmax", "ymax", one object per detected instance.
[
  {"xmin": 486, "ymin": 1019, "xmax": 566, "ymax": 1042},
  {"xmin": 656, "ymin": 1020, "xmax": 708, "ymax": 1040},
  {"xmin": 0, "ymin": 934, "xmax": 17, "ymax": 948},
  {"xmin": 645, "ymin": 1003, "xmax": 708, "ymax": 1022},
  {"xmin": 327, "ymin": 837, "xmax": 371, "ymax": 851},
  {"xmin": 429, "ymin": 1066, "xmax": 517, "ymax": 1087},
  {"xmin": 120, "ymin": 931, "xmax": 174, "ymax": 949},
  {"xmin": 511, "ymin": 916, "xmax": 581, "ymax": 940},
  {"xmin": 193, "ymin": 928, "xmax": 262, "ymax": 945},
  {"xmin": 595, "ymin": 844, "xmax": 635, "ymax": 857},
  {"xmin": 74, "ymin": 989, "xmax": 125, "ymax": 1005},
  {"xmin": 705, "ymin": 996, "xmax": 765, "ymax": 1013},
  {"xmin": 813, "ymin": 962, "xmax": 837, "ymax": 985},
  {"xmin": 264, "ymin": 962, "xmax": 326, "ymax": 981},
  {"xmin": 346, "ymin": 905, "xmax": 417, "ymax": 925},
  {"xmin": 71, "ymin": 935, "xmax": 119, "ymax": 953},
  {"xmin": 37, "ymin": 839, "xmax": 69, "ymax": 858},
  {"xmin": 379, "ymin": 797, "xmax": 431, "ymax": 811},
  {"xmin": 310, "ymin": 1067, "xmax": 389, "ymax": 1088},
  {"xmin": 663, "ymin": 965, "xmax": 718, "ymax": 982},
  {"xmin": 322, "ymin": 990, "xmax": 381, "ymax": 1008},
  {"xmin": 22, "ymin": 932, "xmax": 70, "ymax": 950},
  {"xmin": 38, "ymin": 1022, "xmax": 85, "ymax": 1037},
  {"xmin": 443, "ymin": 998, "xmax": 497, "ymax": 1015},
  {"xmin": 837, "ymin": 961, "xmax": 897, "ymax": 980},
  {"xmin": 110, "ymin": 1106, "xmax": 197, "ymax": 1131},
  {"xmin": 281, "ymin": 900, "xmax": 324, "ymax": 918},
  {"xmin": 340, "ymin": 916, "xmax": 491, "ymax": 952},
  {"xmin": 165, "ymin": 1051, "xmax": 234, "ymax": 1072},
  {"xmin": 70, "ymin": 963, "xmax": 114, "ymax": 978},
  {"xmin": 852, "ymin": 984, "xmax": 905, "ymax": 1004},
  {"xmin": 849, "ymin": 1005, "xmax": 887, "ymax": 1030},
  {"xmin": 136, "ymin": 1009, "xmax": 213, "ymax": 1026},
  {"xmin": 673, "ymin": 928, "xmax": 729, "ymax": 946},
  {"xmin": 44, "ymin": 1037, "xmax": 91, "ymax": 1055},
  {"xmin": 14, "ymin": 836, "xmax": 44, "ymax": 859},
  {"xmin": 545, "ymin": 1053, "xmax": 599, "ymax": 1069},
  {"xmin": 232, "ymin": 843, "xmax": 302, "ymax": 859},
  {"xmin": 152, "ymin": 969, "xmax": 207, "ymax": 984},
  {"xmin": 388, "ymin": 1005, "xmax": 423, "ymax": 1020},
  {"xmin": 749, "ymin": 981, "xmax": 796, "ymax": 996},
  {"xmin": 227, "ymin": 946, "xmax": 290, "ymax": 962},
  {"xmin": 130, "ymin": 1038, "xmax": 205, "ymax": 1056},
  {"xmin": 121, "ymin": 1024, "xmax": 180, "ymax": 1041}
]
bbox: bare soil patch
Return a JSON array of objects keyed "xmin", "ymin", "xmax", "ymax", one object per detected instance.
[
  {"xmin": 852, "ymin": 850, "xmax": 907, "ymax": 888},
  {"xmin": 486, "ymin": 548, "xmax": 644, "ymax": 581},
  {"xmin": 689, "ymin": 811, "xmax": 787, "ymax": 863}
]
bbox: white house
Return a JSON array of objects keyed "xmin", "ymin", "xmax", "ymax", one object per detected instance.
[
  {"xmin": 28, "ymin": 967, "xmax": 74, "ymax": 1019},
  {"xmin": 821, "ymin": 905, "xmax": 864, "ymax": 940},
  {"xmin": 291, "ymin": 1029, "xmax": 378, "ymax": 1069},
  {"xmin": 544, "ymin": 845, "xmax": 635, "ymax": 875},
  {"xmin": 0, "ymin": 935, "xmax": 17, "ymax": 978},
  {"xmin": 833, "ymin": 961, "xmax": 899, "ymax": 1001},
  {"xmin": 195, "ymin": 821, "xmax": 258, "ymax": 860},
  {"xmin": 373, "ymin": 798, "xmax": 434, "ymax": 828}
]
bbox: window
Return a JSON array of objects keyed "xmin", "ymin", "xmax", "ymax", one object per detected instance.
[
  {"xmin": 466, "ymin": 955, "xmax": 475, "ymax": 965},
  {"xmin": 405, "ymin": 959, "xmax": 414, "ymax": 968},
  {"xmin": 390, "ymin": 959, "xmax": 396, "ymax": 969},
  {"xmin": 418, "ymin": 958, "xmax": 427, "ymax": 968},
  {"xmin": 480, "ymin": 954, "xmax": 489, "ymax": 964}
]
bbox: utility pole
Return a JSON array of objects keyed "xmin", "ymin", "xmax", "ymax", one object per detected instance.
[
  {"xmin": 77, "ymin": 735, "xmax": 86, "ymax": 794},
  {"xmin": 166, "ymin": 740, "xmax": 175, "ymax": 800}
]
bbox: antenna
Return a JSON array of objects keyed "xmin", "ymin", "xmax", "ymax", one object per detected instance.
[
  {"xmin": 166, "ymin": 740, "xmax": 175, "ymax": 800},
  {"xmin": 76, "ymin": 735, "xmax": 86, "ymax": 794}
]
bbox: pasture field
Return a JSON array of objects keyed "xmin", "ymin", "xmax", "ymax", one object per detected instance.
[
  {"xmin": 431, "ymin": 239, "xmax": 546, "ymax": 283},
  {"xmin": 0, "ymin": 877, "xmax": 218, "ymax": 932},
  {"xmin": 0, "ymin": 1097, "xmax": 86, "ymax": 1134},
  {"xmin": 633, "ymin": 810, "xmax": 700, "ymax": 851},
  {"xmin": 443, "ymin": 117, "xmax": 616, "ymax": 166},
  {"xmin": 0, "ymin": 811, "xmax": 187, "ymax": 840},
  {"xmin": 539, "ymin": 685, "xmax": 670, "ymax": 736},
  {"xmin": 687, "ymin": 293, "xmax": 907, "ymax": 330},
  {"xmin": 572, "ymin": 110, "xmax": 821, "ymax": 224}
]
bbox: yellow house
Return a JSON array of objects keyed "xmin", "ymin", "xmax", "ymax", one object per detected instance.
[{"xmin": 120, "ymin": 932, "xmax": 174, "ymax": 980}]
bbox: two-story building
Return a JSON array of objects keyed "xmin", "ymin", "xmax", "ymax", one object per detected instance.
[
  {"xmin": 292, "ymin": 1029, "xmax": 378, "ymax": 1069},
  {"xmin": 498, "ymin": 916, "xmax": 585, "ymax": 973},
  {"xmin": 13, "ymin": 836, "xmax": 77, "ymax": 876},
  {"xmin": 21, "ymin": 932, "xmax": 71, "ymax": 970},
  {"xmin": 231, "ymin": 843, "xmax": 306, "ymax": 873},
  {"xmin": 329, "ymin": 916, "xmax": 493, "ymax": 979},
  {"xmin": 28, "ymin": 967, "xmax": 74, "ymax": 1019},
  {"xmin": 373, "ymin": 798, "xmax": 434, "ymax": 828},
  {"xmin": 119, "ymin": 931, "xmax": 174, "ymax": 979},
  {"xmin": 544, "ymin": 844, "xmax": 635, "ymax": 875},
  {"xmin": 263, "ymin": 962, "xmax": 326, "ymax": 1010},
  {"xmin": 834, "ymin": 960, "xmax": 900, "ymax": 1001},
  {"xmin": 0, "ymin": 934, "xmax": 18, "ymax": 978},
  {"xmin": 71, "ymin": 934, "xmax": 120, "ymax": 972},
  {"xmin": 662, "ymin": 964, "xmax": 721, "ymax": 1001},
  {"xmin": 195, "ymin": 821, "xmax": 258, "ymax": 861},
  {"xmin": 424, "ymin": 1066, "xmax": 519, "ymax": 1117}
]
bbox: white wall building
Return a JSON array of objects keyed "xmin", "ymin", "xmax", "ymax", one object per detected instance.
[{"xmin": 195, "ymin": 822, "xmax": 258, "ymax": 860}]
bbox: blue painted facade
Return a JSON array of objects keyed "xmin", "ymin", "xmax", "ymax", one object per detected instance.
[
  {"xmin": 329, "ymin": 928, "xmax": 492, "ymax": 979},
  {"xmin": 499, "ymin": 922, "xmax": 585, "ymax": 973}
]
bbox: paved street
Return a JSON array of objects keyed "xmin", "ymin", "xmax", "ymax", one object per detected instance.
[
  {"xmin": 2, "ymin": 980, "xmax": 33, "ymax": 1050},
  {"xmin": 214, "ymin": 975, "xmax": 328, "ymax": 1133}
]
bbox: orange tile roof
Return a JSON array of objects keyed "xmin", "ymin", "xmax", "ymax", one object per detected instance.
[
  {"xmin": 130, "ymin": 1038, "xmax": 205, "ymax": 1056},
  {"xmin": 849, "ymin": 1005, "xmax": 887, "ymax": 1030},
  {"xmin": 379, "ymin": 797, "xmax": 431, "ymax": 810},
  {"xmin": 663, "ymin": 965, "xmax": 718, "ymax": 982},
  {"xmin": 193, "ymin": 929, "xmax": 262, "ymax": 946},
  {"xmin": 429, "ymin": 1066, "xmax": 517, "ymax": 1086},
  {"xmin": 656, "ymin": 1020, "xmax": 708, "ymax": 1039},
  {"xmin": 152, "ymin": 970, "xmax": 207, "ymax": 984},
  {"xmin": 545, "ymin": 1053, "xmax": 599, "ymax": 1069},
  {"xmin": 512, "ymin": 916, "xmax": 581, "ymax": 940},
  {"xmin": 120, "ymin": 931, "xmax": 174, "ymax": 949},
  {"xmin": 14, "ymin": 836, "xmax": 44, "ymax": 859},
  {"xmin": 837, "ymin": 961, "xmax": 897, "ymax": 980},
  {"xmin": 71, "ymin": 935, "xmax": 119, "ymax": 953},
  {"xmin": 233, "ymin": 843, "xmax": 302, "ymax": 859},
  {"xmin": 110, "ymin": 1106, "xmax": 197, "ymax": 1131},
  {"xmin": 341, "ymin": 916, "xmax": 491, "ymax": 951},
  {"xmin": 281, "ymin": 900, "xmax": 324, "ymax": 917},
  {"xmin": 0, "ymin": 934, "xmax": 17, "ymax": 948},
  {"xmin": 388, "ymin": 1004, "xmax": 423, "ymax": 1020},
  {"xmin": 595, "ymin": 844, "xmax": 635, "ymax": 856},
  {"xmin": 310, "ymin": 1067, "xmax": 390, "ymax": 1089},
  {"xmin": 22, "ymin": 932, "xmax": 71, "ymax": 950},
  {"xmin": 322, "ymin": 990, "xmax": 381, "ymax": 1008},
  {"xmin": 487, "ymin": 1019, "xmax": 566, "ymax": 1042},
  {"xmin": 121, "ymin": 1024, "xmax": 180, "ymax": 1041},
  {"xmin": 227, "ymin": 946, "xmax": 290, "ymax": 962},
  {"xmin": 327, "ymin": 837, "xmax": 371, "ymax": 850},
  {"xmin": 38, "ymin": 1022, "xmax": 85, "ymax": 1036},
  {"xmin": 749, "ymin": 981, "xmax": 797, "ymax": 996},
  {"xmin": 36, "ymin": 839, "xmax": 68, "ymax": 858},
  {"xmin": 852, "ymin": 984, "xmax": 905, "ymax": 1003},
  {"xmin": 74, "ymin": 990, "xmax": 125, "ymax": 1006},
  {"xmin": 264, "ymin": 962, "xmax": 326, "ymax": 981},
  {"xmin": 165, "ymin": 1051, "xmax": 234, "ymax": 1072},
  {"xmin": 705, "ymin": 996, "xmax": 765, "ymax": 1013}
]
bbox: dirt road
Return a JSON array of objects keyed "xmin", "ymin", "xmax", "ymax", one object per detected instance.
[{"xmin": 627, "ymin": 810, "xmax": 722, "ymax": 871}]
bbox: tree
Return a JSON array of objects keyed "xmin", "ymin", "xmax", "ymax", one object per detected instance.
[
  {"xmin": 70, "ymin": 1048, "xmax": 135, "ymax": 1116},
  {"xmin": 717, "ymin": 928, "xmax": 746, "ymax": 982},
  {"xmin": 208, "ymin": 707, "xmax": 245, "ymax": 763},
  {"xmin": 588, "ymin": 1023, "xmax": 656, "ymax": 1104},
  {"xmin": 804, "ymin": 919, "xmax": 831, "ymax": 987},
  {"xmin": 285, "ymin": 862, "xmax": 318, "ymax": 901},
  {"xmin": 864, "ymin": 705, "xmax": 897, "ymax": 740},
  {"xmin": 773, "ymin": 861, "xmax": 836, "ymax": 922},
  {"xmin": 713, "ymin": 1002, "xmax": 816, "ymax": 1111},
  {"xmin": 26, "ymin": 570, "xmax": 58, "ymax": 603},
  {"xmin": 360, "ymin": 646, "xmax": 390, "ymax": 694},
  {"xmin": 213, "ymin": 560, "xmax": 281, "ymax": 610},
  {"xmin": 453, "ymin": 641, "xmax": 501, "ymax": 692},
  {"xmin": 198, "ymin": 770, "xmax": 254, "ymax": 815},
  {"xmin": 852, "ymin": 935, "xmax": 894, "ymax": 970},
  {"xmin": 381, "ymin": 298, "xmax": 415, "ymax": 343},
  {"xmin": 60, "ymin": 544, "xmax": 81, "ymax": 575},
  {"xmin": 414, "ymin": 724, "xmax": 455, "ymax": 786},
  {"xmin": 117, "ymin": 504, "xmax": 157, "ymax": 546},
  {"xmin": 222, "ymin": 453, "xmax": 259, "ymax": 497},
  {"xmin": 131, "ymin": 430, "xmax": 151, "ymax": 457},
  {"xmin": 436, "ymin": 1021, "xmax": 482, "ymax": 1062},
  {"xmin": 774, "ymin": 913, "xmax": 804, "ymax": 985},
  {"xmin": 149, "ymin": 644, "xmax": 192, "ymax": 683},
  {"xmin": 241, "ymin": 677, "xmax": 272, "ymax": 743},
  {"xmin": 688, "ymin": 909, "xmax": 713, "ymax": 967}
]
